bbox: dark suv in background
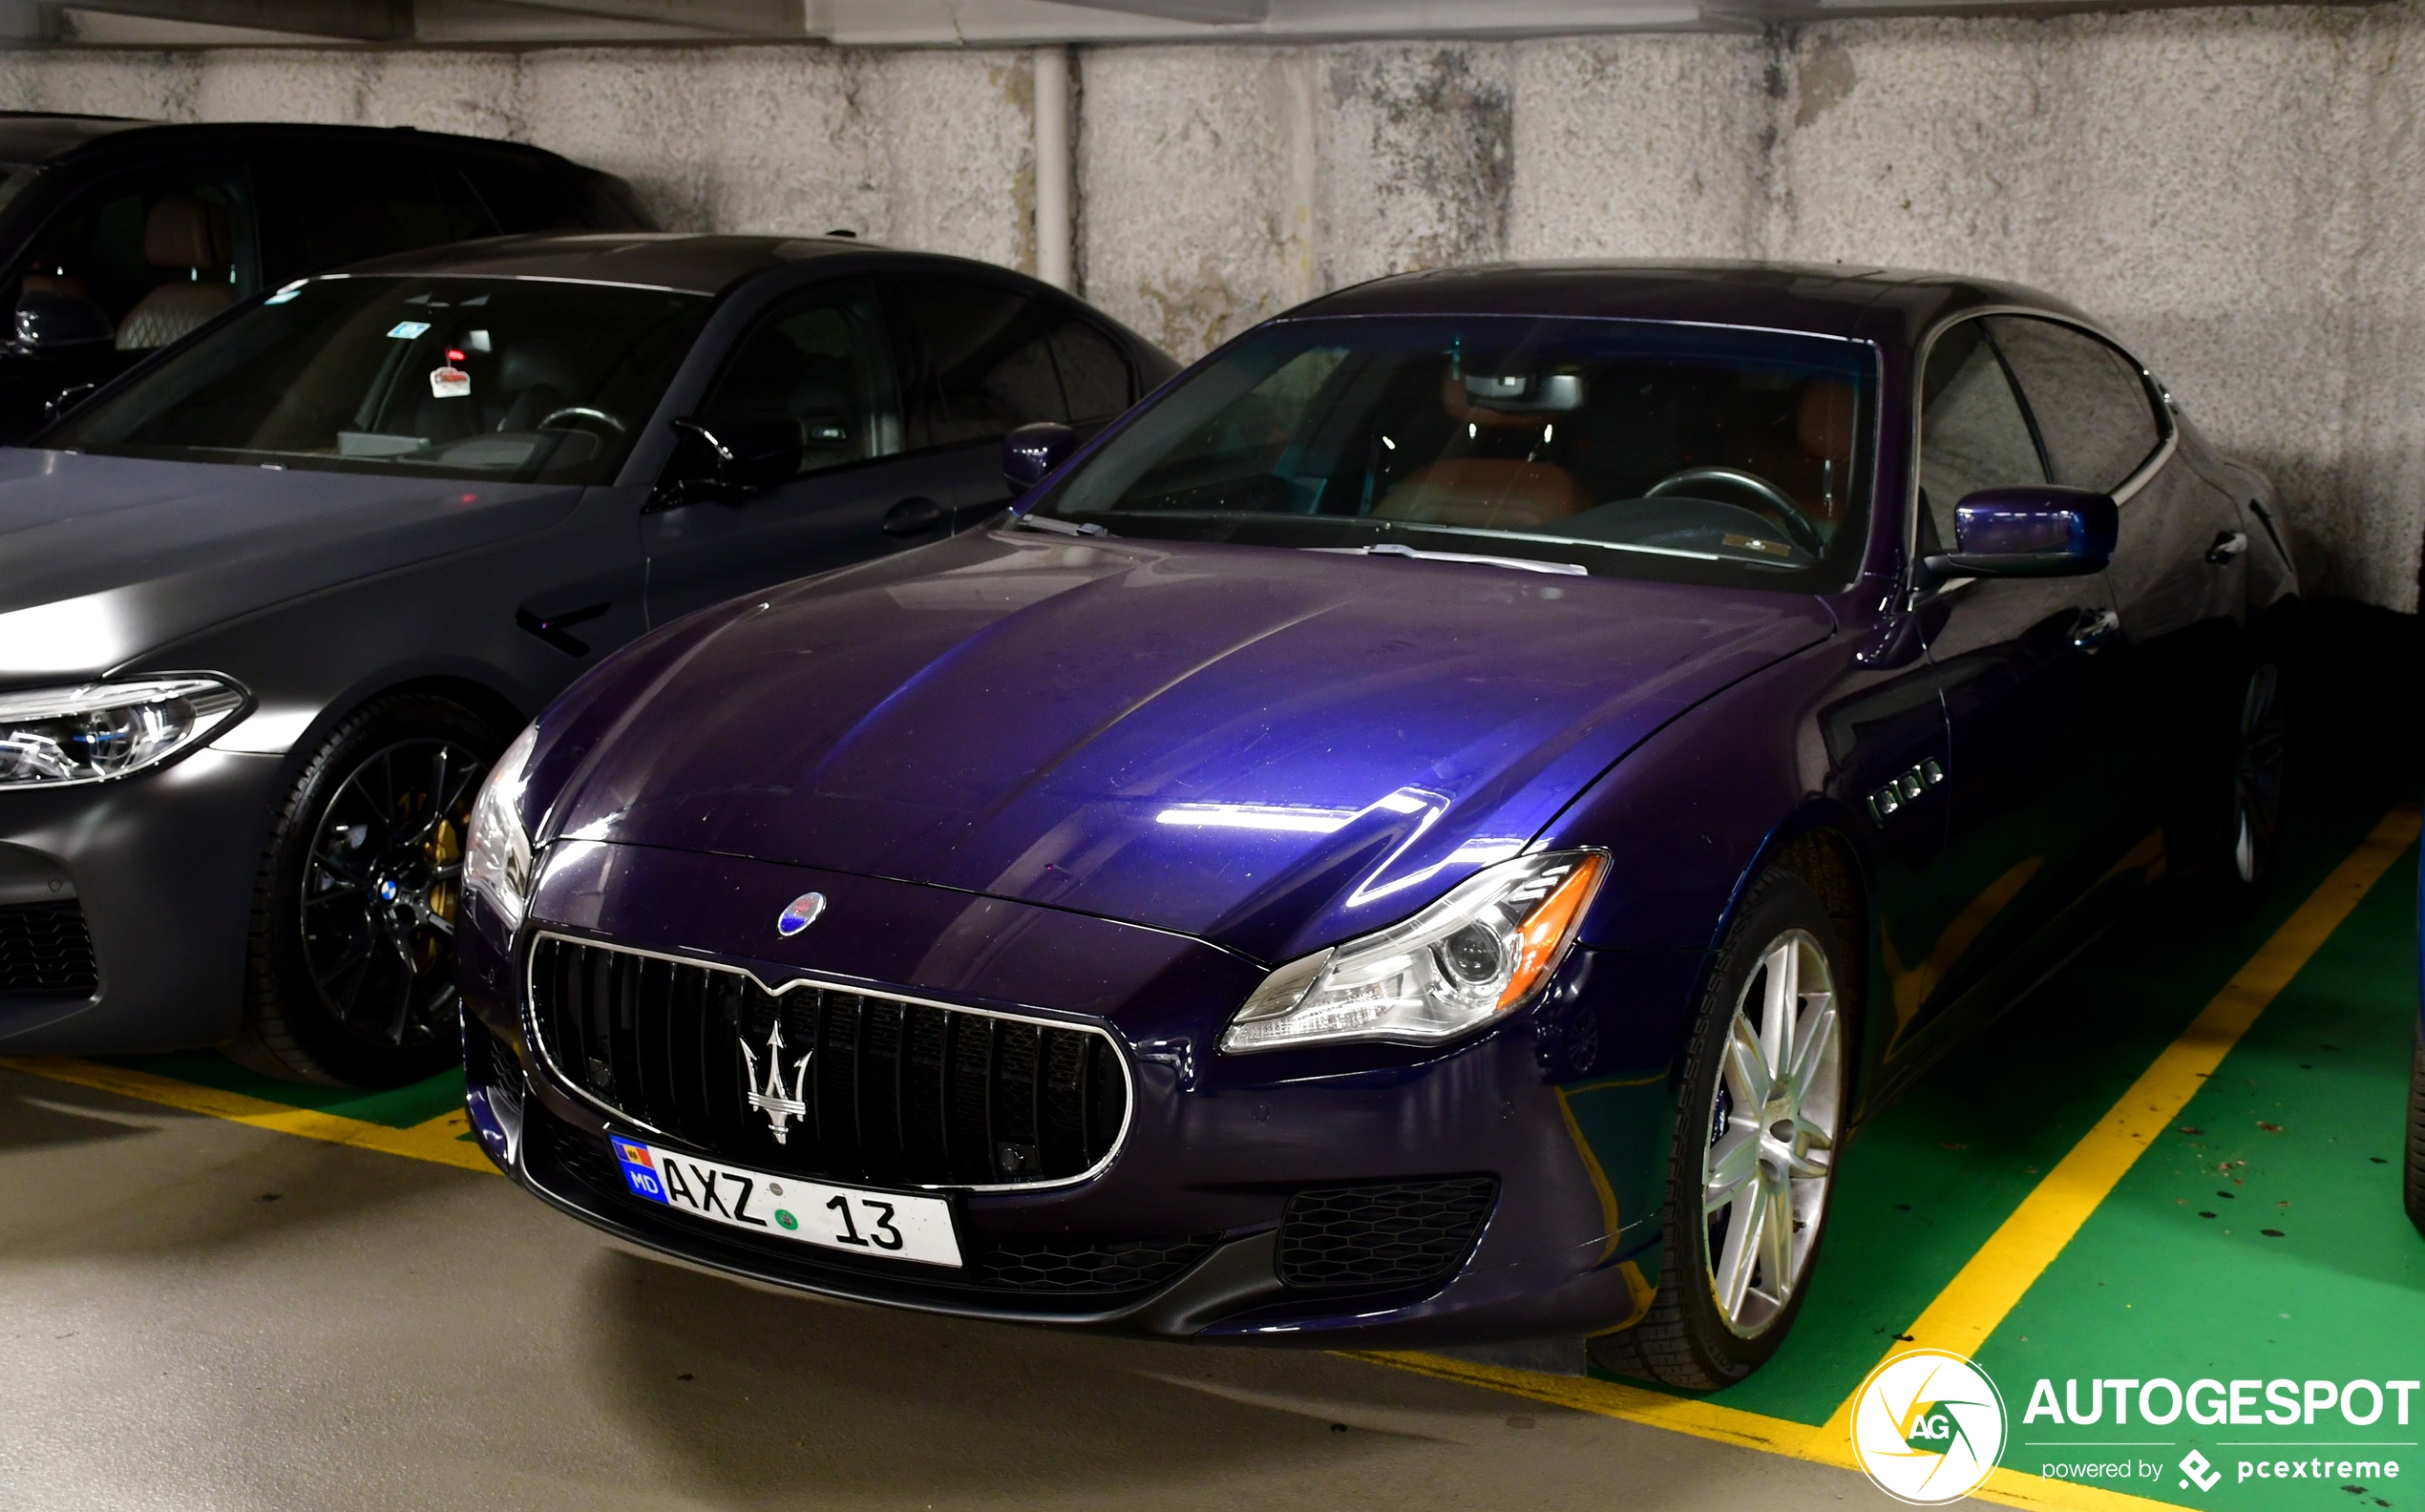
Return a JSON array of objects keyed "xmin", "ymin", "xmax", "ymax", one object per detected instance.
[{"xmin": 0, "ymin": 115, "xmax": 652, "ymax": 436}]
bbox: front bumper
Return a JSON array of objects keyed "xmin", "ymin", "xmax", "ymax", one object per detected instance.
[
  {"xmin": 0, "ymin": 747, "xmax": 285, "ymax": 1054},
  {"xmin": 460, "ymin": 839, "xmax": 1693, "ymax": 1346}
]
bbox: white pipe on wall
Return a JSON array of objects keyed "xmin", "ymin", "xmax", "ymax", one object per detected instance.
[{"xmin": 1033, "ymin": 43, "xmax": 1072, "ymax": 291}]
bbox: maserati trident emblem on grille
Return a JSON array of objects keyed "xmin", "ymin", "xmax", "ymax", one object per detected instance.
[
  {"xmin": 776, "ymin": 892, "xmax": 826, "ymax": 936},
  {"xmin": 739, "ymin": 1017, "xmax": 812, "ymax": 1144}
]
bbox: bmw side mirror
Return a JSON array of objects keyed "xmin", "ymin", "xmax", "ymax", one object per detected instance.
[
  {"xmin": 664, "ymin": 413, "xmax": 805, "ymax": 505},
  {"xmin": 1922, "ymin": 486, "xmax": 2118, "ymax": 584},
  {"xmin": 1002, "ymin": 421, "xmax": 1079, "ymax": 495},
  {"xmin": 12, "ymin": 289, "xmax": 114, "ymax": 352}
]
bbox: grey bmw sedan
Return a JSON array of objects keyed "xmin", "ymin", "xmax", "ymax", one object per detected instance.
[{"xmin": 0, "ymin": 231, "xmax": 1173, "ymax": 1085}]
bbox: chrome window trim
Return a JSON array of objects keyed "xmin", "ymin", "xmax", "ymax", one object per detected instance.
[
  {"xmin": 1905, "ymin": 304, "xmax": 2178, "ymax": 591},
  {"xmin": 520, "ymin": 929, "xmax": 1136, "ymax": 1195}
]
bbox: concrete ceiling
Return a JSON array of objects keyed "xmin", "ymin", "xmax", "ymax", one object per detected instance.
[{"xmin": 0, "ymin": 0, "xmax": 2364, "ymax": 43}]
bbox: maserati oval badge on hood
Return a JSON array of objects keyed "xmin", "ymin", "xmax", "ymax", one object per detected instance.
[{"xmin": 775, "ymin": 892, "xmax": 827, "ymax": 936}]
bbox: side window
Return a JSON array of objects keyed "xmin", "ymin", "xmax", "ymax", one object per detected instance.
[
  {"xmin": 1044, "ymin": 309, "xmax": 1133, "ymax": 423},
  {"xmin": 14, "ymin": 162, "xmax": 258, "ymax": 350},
  {"xmin": 453, "ymin": 156, "xmax": 585, "ymax": 236},
  {"xmin": 697, "ymin": 280, "xmax": 901, "ymax": 477},
  {"xmin": 892, "ymin": 276, "xmax": 1066, "ymax": 449},
  {"xmin": 1985, "ymin": 315, "xmax": 2163, "ymax": 494},
  {"xmin": 1917, "ymin": 320, "xmax": 2045, "ymax": 551},
  {"xmin": 269, "ymin": 152, "xmax": 487, "ymax": 274}
]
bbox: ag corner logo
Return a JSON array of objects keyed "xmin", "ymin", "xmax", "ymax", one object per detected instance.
[{"xmin": 1849, "ymin": 1350, "xmax": 2010, "ymax": 1504}]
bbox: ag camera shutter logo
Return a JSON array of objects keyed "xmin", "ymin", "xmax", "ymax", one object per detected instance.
[{"xmin": 1849, "ymin": 1349, "xmax": 2009, "ymax": 1504}]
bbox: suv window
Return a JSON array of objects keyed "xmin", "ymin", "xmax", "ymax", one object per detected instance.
[
  {"xmin": 1985, "ymin": 315, "xmax": 2163, "ymax": 494},
  {"xmin": 1918, "ymin": 319, "xmax": 2044, "ymax": 551},
  {"xmin": 1044, "ymin": 309, "xmax": 1133, "ymax": 423},
  {"xmin": 453, "ymin": 155, "xmax": 591, "ymax": 236},
  {"xmin": 893, "ymin": 276, "xmax": 1065, "ymax": 448},
  {"xmin": 267, "ymin": 151, "xmax": 489, "ymax": 274},
  {"xmin": 14, "ymin": 161, "xmax": 258, "ymax": 350},
  {"xmin": 697, "ymin": 280, "xmax": 902, "ymax": 476}
]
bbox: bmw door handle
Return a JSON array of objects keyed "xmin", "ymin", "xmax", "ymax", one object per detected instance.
[
  {"xmin": 2205, "ymin": 530, "xmax": 2248, "ymax": 564},
  {"xmin": 2069, "ymin": 607, "xmax": 2122, "ymax": 652},
  {"xmin": 882, "ymin": 495, "xmax": 945, "ymax": 537}
]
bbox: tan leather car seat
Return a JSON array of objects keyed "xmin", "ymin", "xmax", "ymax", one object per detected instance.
[
  {"xmin": 1372, "ymin": 457, "xmax": 1592, "ymax": 530},
  {"xmin": 115, "ymin": 197, "xmax": 234, "ymax": 351}
]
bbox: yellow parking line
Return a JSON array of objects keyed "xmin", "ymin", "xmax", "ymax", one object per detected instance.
[
  {"xmin": 0, "ymin": 1056, "xmax": 496, "ymax": 1174},
  {"xmin": 1816, "ymin": 801, "xmax": 2422, "ymax": 1441}
]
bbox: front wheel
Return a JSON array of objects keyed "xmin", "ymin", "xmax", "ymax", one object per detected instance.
[
  {"xmin": 230, "ymin": 696, "xmax": 501, "ymax": 1087},
  {"xmin": 2220, "ymin": 660, "xmax": 2286, "ymax": 902},
  {"xmin": 1590, "ymin": 869, "xmax": 1850, "ymax": 1389}
]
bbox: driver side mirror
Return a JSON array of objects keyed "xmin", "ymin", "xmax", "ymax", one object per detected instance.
[
  {"xmin": 664, "ymin": 413, "xmax": 805, "ymax": 505},
  {"xmin": 1002, "ymin": 421, "xmax": 1079, "ymax": 495},
  {"xmin": 12, "ymin": 288, "xmax": 114, "ymax": 352},
  {"xmin": 1922, "ymin": 486, "xmax": 2118, "ymax": 584}
]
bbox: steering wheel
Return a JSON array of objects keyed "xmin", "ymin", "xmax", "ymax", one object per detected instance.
[
  {"xmin": 538, "ymin": 406, "xmax": 626, "ymax": 433},
  {"xmin": 1643, "ymin": 466, "xmax": 1824, "ymax": 556}
]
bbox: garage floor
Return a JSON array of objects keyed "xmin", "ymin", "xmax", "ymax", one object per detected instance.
[{"xmin": 3, "ymin": 621, "xmax": 2417, "ymax": 1512}]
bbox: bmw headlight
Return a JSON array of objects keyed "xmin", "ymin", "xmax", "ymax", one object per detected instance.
[
  {"xmin": 1221, "ymin": 850, "xmax": 1607, "ymax": 1054},
  {"xmin": 0, "ymin": 676, "xmax": 247, "ymax": 788},
  {"xmin": 464, "ymin": 723, "xmax": 539, "ymax": 933}
]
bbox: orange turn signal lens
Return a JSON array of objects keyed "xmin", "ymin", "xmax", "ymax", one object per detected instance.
[{"xmin": 1494, "ymin": 851, "xmax": 1606, "ymax": 1011}]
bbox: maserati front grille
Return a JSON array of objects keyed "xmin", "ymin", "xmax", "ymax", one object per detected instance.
[{"xmin": 526, "ymin": 934, "xmax": 1129, "ymax": 1188}]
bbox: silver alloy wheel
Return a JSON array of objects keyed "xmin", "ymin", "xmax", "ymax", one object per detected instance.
[
  {"xmin": 2231, "ymin": 662, "xmax": 2285, "ymax": 885},
  {"xmin": 1702, "ymin": 927, "xmax": 1844, "ymax": 1337}
]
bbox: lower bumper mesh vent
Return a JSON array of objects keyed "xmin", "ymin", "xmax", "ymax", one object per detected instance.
[
  {"xmin": 0, "ymin": 900, "xmax": 97, "ymax": 997},
  {"xmin": 1276, "ymin": 1176, "xmax": 1498, "ymax": 1291}
]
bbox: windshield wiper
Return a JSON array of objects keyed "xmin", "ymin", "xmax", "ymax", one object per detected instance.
[
  {"xmin": 1010, "ymin": 512, "xmax": 1107, "ymax": 537},
  {"xmin": 1309, "ymin": 542, "xmax": 1590, "ymax": 577}
]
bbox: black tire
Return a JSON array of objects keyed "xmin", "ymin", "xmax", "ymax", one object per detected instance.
[
  {"xmin": 1590, "ymin": 868, "xmax": 1853, "ymax": 1390},
  {"xmin": 228, "ymin": 695, "xmax": 502, "ymax": 1087},
  {"xmin": 2406, "ymin": 1023, "xmax": 2425, "ymax": 1240},
  {"xmin": 2212, "ymin": 659, "xmax": 2286, "ymax": 909}
]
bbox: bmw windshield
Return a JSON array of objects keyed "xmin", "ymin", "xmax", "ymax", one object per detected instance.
[
  {"xmin": 1030, "ymin": 316, "xmax": 1876, "ymax": 588},
  {"xmin": 43, "ymin": 274, "xmax": 708, "ymax": 484}
]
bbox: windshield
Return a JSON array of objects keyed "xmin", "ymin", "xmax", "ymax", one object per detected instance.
[
  {"xmin": 1033, "ymin": 316, "xmax": 1875, "ymax": 587},
  {"xmin": 43, "ymin": 274, "xmax": 708, "ymax": 484}
]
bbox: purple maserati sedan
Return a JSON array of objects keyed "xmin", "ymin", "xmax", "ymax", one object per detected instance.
[{"xmin": 455, "ymin": 262, "xmax": 2292, "ymax": 1386}]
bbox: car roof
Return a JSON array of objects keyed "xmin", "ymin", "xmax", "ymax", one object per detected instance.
[
  {"xmin": 330, "ymin": 231, "xmax": 1022, "ymax": 298},
  {"xmin": 1286, "ymin": 260, "xmax": 2098, "ymax": 351},
  {"xmin": 0, "ymin": 115, "xmax": 584, "ymax": 171}
]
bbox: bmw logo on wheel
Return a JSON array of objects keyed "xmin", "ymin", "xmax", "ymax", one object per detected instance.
[{"xmin": 775, "ymin": 892, "xmax": 826, "ymax": 936}]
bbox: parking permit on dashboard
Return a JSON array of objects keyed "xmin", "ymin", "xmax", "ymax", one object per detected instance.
[{"xmin": 430, "ymin": 364, "xmax": 470, "ymax": 399}]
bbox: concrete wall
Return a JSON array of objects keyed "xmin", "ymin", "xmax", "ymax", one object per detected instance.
[{"xmin": 0, "ymin": 17, "xmax": 2418, "ymax": 610}]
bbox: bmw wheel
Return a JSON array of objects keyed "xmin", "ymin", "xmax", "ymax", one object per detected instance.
[
  {"xmin": 232, "ymin": 696, "xmax": 502, "ymax": 1087},
  {"xmin": 1591, "ymin": 868, "xmax": 1850, "ymax": 1389},
  {"xmin": 2221, "ymin": 660, "xmax": 2286, "ymax": 900}
]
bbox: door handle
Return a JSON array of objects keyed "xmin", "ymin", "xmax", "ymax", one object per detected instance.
[
  {"xmin": 2069, "ymin": 607, "xmax": 2122, "ymax": 652},
  {"xmin": 2205, "ymin": 530, "xmax": 2248, "ymax": 564},
  {"xmin": 882, "ymin": 495, "xmax": 945, "ymax": 537}
]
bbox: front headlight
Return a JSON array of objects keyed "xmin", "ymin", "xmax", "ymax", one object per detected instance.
[
  {"xmin": 0, "ymin": 676, "xmax": 247, "ymax": 788},
  {"xmin": 1221, "ymin": 849, "xmax": 1607, "ymax": 1054},
  {"xmin": 464, "ymin": 723, "xmax": 539, "ymax": 933}
]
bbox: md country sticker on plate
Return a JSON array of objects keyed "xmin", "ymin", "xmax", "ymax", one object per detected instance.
[{"xmin": 610, "ymin": 1138, "xmax": 962, "ymax": 1268}]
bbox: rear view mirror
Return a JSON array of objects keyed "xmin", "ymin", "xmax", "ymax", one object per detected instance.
[
  {"xmin": 1924, "ymin": 486, "xmax": 2118, "ymax": 583},
  {"xmin": 12, "ymin": 289, "xmax": 113, "ymax": 351},
  {"xmin": 1002, "ymin": 421, "xmax": 1079, "ymax": 495},
  {"xmin": 665, "ymin": 413, "xmax": 805, "ymax": 504}
]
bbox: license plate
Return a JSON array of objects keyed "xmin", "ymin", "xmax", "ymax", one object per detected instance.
[{"xmin": 608, "ymin": 1137, "xmax": 961, "ymax": 1269}]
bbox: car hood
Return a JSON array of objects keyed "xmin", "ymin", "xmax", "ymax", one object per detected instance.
[
  {"xmin": 543, "ymin": 530, "xmax": 1834, "ymax": 962},
  {"xmin": 0, "ymin": 448, "xmax": 580, "ymax": 679}
]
